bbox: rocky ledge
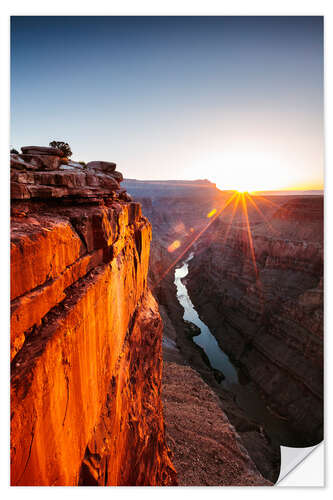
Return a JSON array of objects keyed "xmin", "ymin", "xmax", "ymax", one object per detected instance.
[{"xmin": 11, "ymin": 146, "xmax": 131, "ymax": 203}]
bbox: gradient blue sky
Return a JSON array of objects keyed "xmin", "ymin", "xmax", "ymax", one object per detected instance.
[{"xmin": 11, "ymin": 16, "xmax": 323, "ymax": 190}]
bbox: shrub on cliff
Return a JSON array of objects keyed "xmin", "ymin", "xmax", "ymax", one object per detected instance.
[
  {"xmin": 49, "ymin": 141, "xmax": 73, "ymax": 158},
  {"xmin": 10, "ymin": 148, "xmax": 19, "ymax": 154},
  {"xmin": 78, "ymin": 161, "xmax": 86, "ymax": 168}
]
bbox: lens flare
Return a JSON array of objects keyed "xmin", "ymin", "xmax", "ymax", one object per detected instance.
[
  {"xmin": 167, "ymin": 240, "xmax": 181, "ymax": 253},
  {"xmin": 207, "ymin": 209, "xmax": 217, "ymax": 218},
  {"xmin": 154, "ymin": 189, "xmax": 280, "ymax": 304},
  {"xmin": 240, "ymin": 193, "xmax": 258, "ymax": 277}
]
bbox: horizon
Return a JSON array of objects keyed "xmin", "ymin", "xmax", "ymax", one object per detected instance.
[
  {"xmin": 11, "ymin": 16, "xmax": 324, "ymax": 192},
  {"xmin": 123, "ymin": 177, "xmax": 324, "ymax": 196}
]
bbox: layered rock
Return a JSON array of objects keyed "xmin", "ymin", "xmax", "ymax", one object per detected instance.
[
  {"xmin": 10, "ymin": 147, "xmax": 130, "ymax": 202},
  {"xmin": 10, "ymin": 151, "xmax": 176, "ymax": 486},
  {"xmin": 186, "ymin": 196, "xmax": 323, "ymax": 445},
  {"xmin": 21, "ymin": 145, "xmax": 65, "ymax": 156}
]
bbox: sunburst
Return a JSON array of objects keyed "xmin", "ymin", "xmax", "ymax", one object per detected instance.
[{"xmin": 153, "ymin": 190, "xmax": 280, "ymax": 295}]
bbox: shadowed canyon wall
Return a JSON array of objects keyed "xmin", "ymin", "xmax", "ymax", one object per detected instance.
[{"xmin": 186, "ymin": 196, "xmax": 323, "ymax": 445}]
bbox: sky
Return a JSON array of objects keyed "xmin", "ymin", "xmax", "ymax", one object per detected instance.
[{"xmin": 11, "ymin": 16, "xmax": 324, "ymax": 191}]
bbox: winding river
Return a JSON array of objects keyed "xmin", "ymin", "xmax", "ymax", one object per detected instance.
[{"xmin": 174, "ymin": 253, "xmax": 304, "ymax": 446}]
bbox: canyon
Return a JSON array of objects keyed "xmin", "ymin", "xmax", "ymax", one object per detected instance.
[
  {"xmin": 186, "ymin": 196, "xmax": 323, "ymax": 445},
  {"xmin": 124, "ymin": 179, "xmax": 323, "ymax": 483},
  {"xmin": 10, "ymin": 150, "xmax": 269, "ymax": 486}
]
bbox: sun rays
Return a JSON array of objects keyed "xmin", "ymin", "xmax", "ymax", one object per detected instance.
[
  {"xmin": 153, "ymin": 190, "xmax": 279, "ymax": 291},
  {"xmin": 240, "ymin": 192, "xmax": 258, "ymax": 277}
]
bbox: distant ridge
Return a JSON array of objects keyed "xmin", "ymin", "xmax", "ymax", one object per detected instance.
[
  {"xmin": 251, "ymin": 190, "xmax": 324, "ymax": 196},
  {"xmin": 124, "ymin": 178, "xmax": 216, "ymax": 186},
  {"xmin": 123, "ymin": 179, "xmax": 323, "ymax": 197},
  {"xmin": 123, "ymin": 178, "xmax": 219, "ymax": 199}
]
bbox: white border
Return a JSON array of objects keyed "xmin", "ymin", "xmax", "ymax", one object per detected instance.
[{"xmin": 1, "ymin": 1, "xmax": 331, "ymax": 496}]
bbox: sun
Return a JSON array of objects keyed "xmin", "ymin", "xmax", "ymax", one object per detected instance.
[{"xmin": 197, "ymin": 151, "xmax": 291, "ymax": 193}]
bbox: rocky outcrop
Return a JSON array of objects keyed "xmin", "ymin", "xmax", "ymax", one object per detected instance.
[
  {"xmin": 10, "ymin": 148, "xmax": 128, "ymax": 202},
  {"xmin": 10, "ymin": 150, "xmax": 176, "ymax": 486},
  {"xmin": 21, "ymin": 145, "xmax": 65, "ymax": 156},
  {"xmin": 162, "ymin": 362, "xmax": 271, "ymax": 486},
  {"xmin": 86, "ymin": 161, "xmax": 116, "ymax": 173}
]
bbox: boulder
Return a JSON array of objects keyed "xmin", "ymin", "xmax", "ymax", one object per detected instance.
[
  {"xmin": 21, "ymin": 146, "xmax": 64, "ymax": 156},
  {"xmin": 111, "ymin": 171, "xmax": 123, "ymax": 183},
  {"xmin": 68, "ymin": 161, "xmax": 84, "ymax": 169},
  {"xmin": 10, "ymin": 154, "xmax": 39, "ymax": 171},
  {"xmin": 119, "ymin": 191, "xmax": 132, "ymax": 202},
  {"xmin": 19, "ymin": 154, "xmax": 63, "ymax": 171},
  {"xmin": 86, "ymin": 161, "xmax": 117, "ymax": 173},
  {"xmin": 97, "ymin": 175, "xmax": 120, "ymax": 190}
]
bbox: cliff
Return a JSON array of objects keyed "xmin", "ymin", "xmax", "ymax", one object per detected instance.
[{"xmin": 10, "ymin": 149, "xmax": 176, "ymax": 486}]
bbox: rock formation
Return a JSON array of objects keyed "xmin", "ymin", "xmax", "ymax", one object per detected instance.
[
  {"xmin": 10, "ymin": 147, "xmax": 130, "ymax": 202},
  {"xmin": 10, "ymin": 148, "xmax": 176, "ymax": 486}
]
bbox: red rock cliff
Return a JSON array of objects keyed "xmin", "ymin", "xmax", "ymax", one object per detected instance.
[{"xmin": 10, "ymin": 150, "xmax": 177, "ymax": 486}]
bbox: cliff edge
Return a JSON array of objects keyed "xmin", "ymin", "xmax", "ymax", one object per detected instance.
[{"xmin": 10, "ymin": 148, "xmax": 177, "ymax": 485}]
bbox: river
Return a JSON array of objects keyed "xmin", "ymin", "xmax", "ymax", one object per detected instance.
[{"xmin": 174, "ymin": 252, "xmax": 306, "ymax": 446}]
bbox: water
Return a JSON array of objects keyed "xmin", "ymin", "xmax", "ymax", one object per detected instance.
[
  {"xmin": 175, "ymin": 253, "xmax": 238, "ymax": 383},
  {"xmin": 174, "ymin": 253, "xmax": 305, "ymax": 446}
]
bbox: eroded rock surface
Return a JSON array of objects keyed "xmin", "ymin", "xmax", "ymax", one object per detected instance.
[
  {"xmin": 162, "ymin": 362, "xmax": 271, "ymax": 486},
  {"xmin": 10, "ymin": 148, "xmax": 127, "ymax": 202},
  {"xmin": 10, "ymin": 152, "xmax": 176, "ymax": 486}
]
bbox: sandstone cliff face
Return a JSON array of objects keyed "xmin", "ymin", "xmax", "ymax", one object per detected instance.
[{"xmin": 10, "ymin": 153, "xmax": 176, "ymax": 486}]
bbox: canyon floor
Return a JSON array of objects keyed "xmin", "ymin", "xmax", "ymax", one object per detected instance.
[{"xmin": 162, "ymin": 362, "xmax": 270, "ymax": 486}]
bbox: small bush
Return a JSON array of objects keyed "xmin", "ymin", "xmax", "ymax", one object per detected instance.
[
  {"xmin": 10, "ymin": 148, "xmax": 19, "ymax": 154},
  {"xmin": 78, "ymin": 161, "xmax": 86, "ymax": 168},
  {"xmin": 49, "ymin": 141, "xmax": 73, "ymax": 158}
]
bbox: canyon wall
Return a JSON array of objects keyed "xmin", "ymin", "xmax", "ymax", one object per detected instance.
[
  {"xmin": 187, "ymin": 196, "xmax": 323, "ymax": 445},
  {"xmin": 10, "ymin": 152, "xmax": 176, "ymax": 486}
]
